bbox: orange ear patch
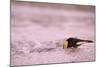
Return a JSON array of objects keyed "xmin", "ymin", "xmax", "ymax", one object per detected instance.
[{"xmin": 63, "ymin": 40, "xmax": 68, "ymax": 49}]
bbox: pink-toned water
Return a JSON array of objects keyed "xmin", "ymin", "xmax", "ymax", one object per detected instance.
[{"xmin": 11, "ymin": 1, "xmax": 95, "ymax": 66}]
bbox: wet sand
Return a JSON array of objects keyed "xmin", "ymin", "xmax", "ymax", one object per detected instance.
[{"xmin": 11, "ymin": 1, "xmax": 95, "ymax": 66}]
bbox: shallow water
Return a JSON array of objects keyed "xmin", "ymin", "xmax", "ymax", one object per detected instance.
[{"xmin": 11, "ymin": 1, "xmax": 95, "ymax": 66}]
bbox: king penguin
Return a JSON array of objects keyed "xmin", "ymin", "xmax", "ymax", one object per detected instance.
[{"xmin": 63, "ymin": 37, "xmax": 93, "ymax": 49}]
